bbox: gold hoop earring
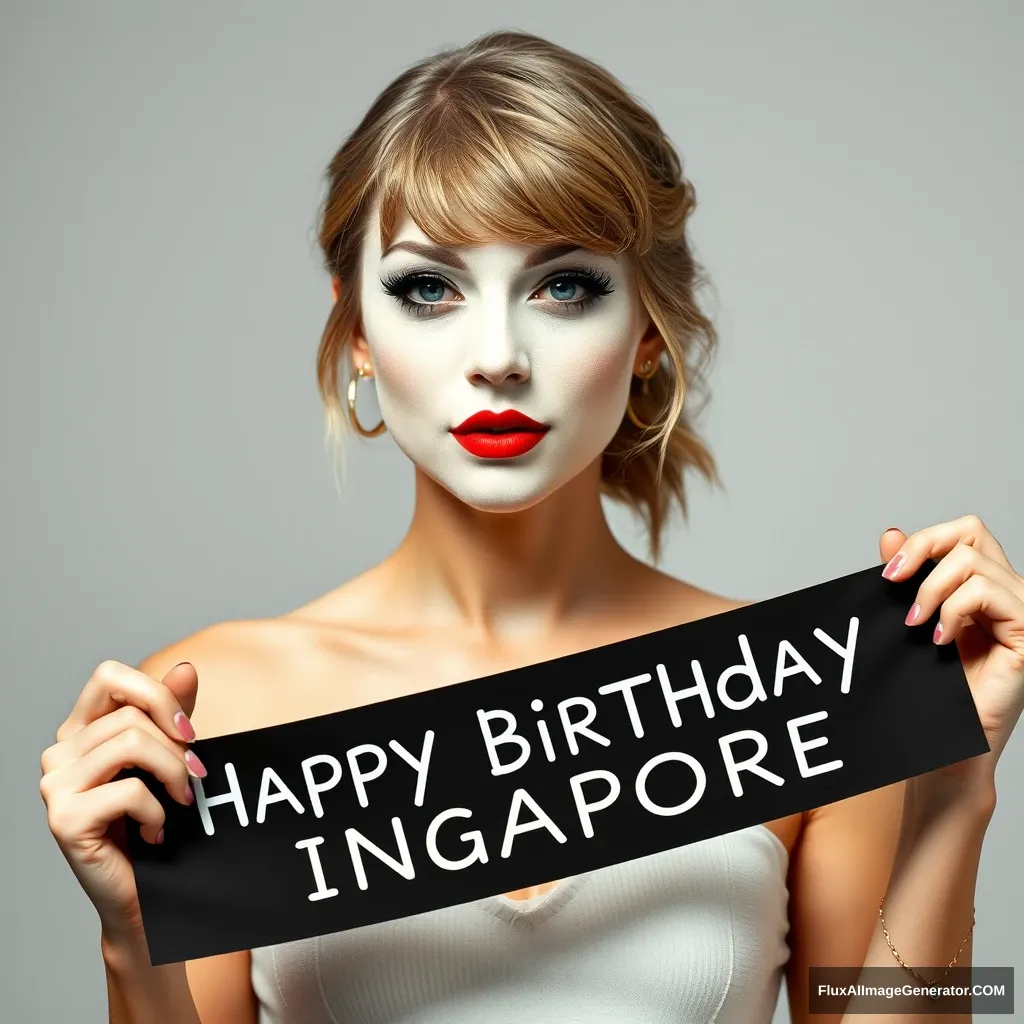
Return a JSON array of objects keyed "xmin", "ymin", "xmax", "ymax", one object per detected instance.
[
  {"xmin": 346, "ymin": 363, "xmax": 386, "ymax": 437},
  {"xmin": 626, "ymin": 357, "xmax": 661, "ymax": 430},
  {"xmin": 625, "ymin": 395, "xmax": 654, "ymax": 430}
]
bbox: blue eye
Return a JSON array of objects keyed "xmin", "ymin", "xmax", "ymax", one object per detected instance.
[
  {"xmin": 547, "ymin": 278, "xmax": 584, "ymax": 301},
  {"xmin": 380, "ymin": 272, "xmax": 452, "ymax": 317},
  {"xmin": 379, "ymin": 266, "xmax": 614, "ymax": 318},
  {"xmin": 412, "ymin": 279, "xmax": 447, "ymax": 303},
  {"xmin": 536, "ymin": 270, "xmax": 614, "ymax": 311},
  {"xmin": 380, "ymin": 272, "xmax": 453, "ymax": 317}
]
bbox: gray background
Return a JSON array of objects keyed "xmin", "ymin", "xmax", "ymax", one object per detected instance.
[{"xmin": 2, "ymin": 1, "xmax": 1021, "ymax": 1020}]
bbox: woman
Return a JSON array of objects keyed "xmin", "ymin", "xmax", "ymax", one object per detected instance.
[{"xmin": 39, "ymin": 29, "xmax": 1023, "ymax": 1024}]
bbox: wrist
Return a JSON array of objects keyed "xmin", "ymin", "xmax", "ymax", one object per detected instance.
[
  {"xmin": 908, "ymin": 771, "xmax": 997, "ymax": 829},
  {"xmin": 101, "ymin": 929, "xmax": 200, "ymax": 1024},
  {"xmin": 100, "ymin": 922, "xmax": 154, "ymax": 974}
]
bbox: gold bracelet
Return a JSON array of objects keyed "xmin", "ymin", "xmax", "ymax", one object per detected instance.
[{"xmin": 878, "ymin": 895, "xmax": 975, "ymax": 986}]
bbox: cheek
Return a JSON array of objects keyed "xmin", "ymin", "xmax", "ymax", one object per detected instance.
[
  {"xmin": 360, "ymin": 306, "xmax": 449, "ymax": 418},
  {"xmin": 371, "ymin": 344, "xmax": 429, "ymax": 405},
  {"xmin": 581, "ymin": 344, "xmax": 634, "ymax": 395},
  {"xmin": 546, "ymin": 327, "xmax": 636, "ymax": 416}
]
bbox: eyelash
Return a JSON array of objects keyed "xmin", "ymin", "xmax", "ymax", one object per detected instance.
[{"xmin": 379, "ymin": 266, "xmax": 615, "ymax": 318}]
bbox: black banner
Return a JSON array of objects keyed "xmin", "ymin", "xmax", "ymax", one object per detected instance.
[{"xmin": 127, "ymin": 562, "xmax": 989, "ymax": 965}]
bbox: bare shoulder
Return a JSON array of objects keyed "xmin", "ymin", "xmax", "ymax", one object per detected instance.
[
  {"xmin": 136, "ymin": 616, "xmax": 318, "ymax": 739},
  {"xmin": 697, "ymin": 589, "xmax": 756, "ymax": 615},
  {"xmin": 639, "ymin": 565, "xmax": 755, "ymax": 627}
]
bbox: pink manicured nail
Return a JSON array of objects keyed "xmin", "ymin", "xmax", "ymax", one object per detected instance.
[
  {"xmin": 184, "ymin": 750, "xmax": 207, "ymax": 778},
  {"xmin": 882, "ymin": 552, "xmax": 906, "ymax": 579},
  {"xmin": 933, "ymin": 622, "xmax": 944, "ymax": 643},
  {"xmin": 184, "ymin": 784, "xmax": 195, "ymax": 805},
  {"xmin": 154, "ymin": 828, "xmax": 164, "ymax": 845},
  {"xmin": 174, "ymin": 711, "xmax": 195, "ymax": 742},
  {"xmin": 905, "ymin": 603, "xmax": 921, "ymax": 625}
]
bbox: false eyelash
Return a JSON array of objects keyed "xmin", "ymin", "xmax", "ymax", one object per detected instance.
[
  {"xmin": 379, "ymin": 266, "xmax": 616, "ymax": 318},
  {"xmin": 548, "ymin": 266, "xmax": 615, "ymax": 312},
  {"xmin": 380, "ymin": 270, "xmax": 452, "ymax": 318}
]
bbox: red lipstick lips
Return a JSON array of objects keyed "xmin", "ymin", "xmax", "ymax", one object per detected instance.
[{"xmin": 450, "ymin": 409, "xmax": 550, "ymax": 459}]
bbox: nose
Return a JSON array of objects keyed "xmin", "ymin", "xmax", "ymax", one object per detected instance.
[{"xmin": 464, "ymin": 315, "xmax": 531, "ymax": 387}]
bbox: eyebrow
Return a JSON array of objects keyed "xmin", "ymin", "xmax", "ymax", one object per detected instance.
[{"xmin": 380, "ymin": 240, "xmax": 597, "ymax": 270}]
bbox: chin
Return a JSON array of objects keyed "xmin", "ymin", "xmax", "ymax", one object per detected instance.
[
  {"xmin": 441, "ymin": 476, "xmax": 561, "ymax": 515},
  {"xmin": 395, "ymin": 431, "xmax": 607, "ymax": 515},
  {"xmin": 415, "ymin": 457, "xmax": 583, "ymax": 515}
]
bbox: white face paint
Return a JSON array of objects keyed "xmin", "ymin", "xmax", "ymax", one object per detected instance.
[{"xmin": 356, "ymin": 205, "xmax": 650, "ymax": 512}]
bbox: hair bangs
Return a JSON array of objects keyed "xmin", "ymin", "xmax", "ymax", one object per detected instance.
[{"xmin": 372, "ymin": 100, "xmax": 650, "ymax": 256}]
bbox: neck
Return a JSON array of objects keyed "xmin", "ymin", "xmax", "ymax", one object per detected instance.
[{"xmin": 378, "ymin": 458, "xmax": 647, "ymax": 644}]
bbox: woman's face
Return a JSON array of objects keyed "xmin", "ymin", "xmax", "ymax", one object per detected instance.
[{"xmin": 351, "ymin": 204, "xmax": 660, "ymax": 512}]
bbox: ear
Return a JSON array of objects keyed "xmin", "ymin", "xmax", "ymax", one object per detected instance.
[
  {"xmin": 633, "ymin": 316, "xmax": 665, "ymax": 374},
  {"xmin": 348, "ymin": 316, "xmax": 373, "ymax": 375},
  {"xmin": 332, "ymin": 276, "xmax": 374, "ymax": 374}
]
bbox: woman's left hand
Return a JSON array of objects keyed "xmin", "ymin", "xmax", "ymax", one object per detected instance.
[{"xmin": 880, "ymin": 514, "xmax": 1024, "ymax": 797}]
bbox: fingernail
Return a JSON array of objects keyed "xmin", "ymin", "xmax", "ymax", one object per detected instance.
[
  {"xmin": 184, "ymin": 750, "xmax": 207, "ymax": 778},
  {"xmin": 184, "ymin": 784, "xmax": 195, "ymax": 805},
  {"xmin": 154, "ymin": 828, "xmax": 164, "ymax": 845},
  {"xmin": 174, "ymin": 711, "xmax": 195, "ymax": 742},
  {"xmin": 882, "ymin": 552, "xmax": 906, "ymax": 579},
  {"xmin": 933, "ymin": 622, "xmax": 944, "ymax": 643},
  {"xmin": 883, "ymin": 527, "xmax": 901, "ymax": 536},
  {"xmin": 905, "ymin": 602, "xmax": 921, "ymax": 625}
]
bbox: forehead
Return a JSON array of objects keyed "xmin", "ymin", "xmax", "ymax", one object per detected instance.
[
  {"xmin": 362, "ymin": 201, "xmax": 622, "ymax": 271},
  {"xmin": 363, "ymin": 202, "xmax": 538, "ymax": 262}
]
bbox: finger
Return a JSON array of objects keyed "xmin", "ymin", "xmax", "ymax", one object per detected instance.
[
  {"xmin": 905, "ymin": 543, "xmax": 1024, "ymax": 628},
  {"xmin": 58, "ymin": 660, "xmax": 195, "ymax": 746},
  {"xmin": 47, "ymin": 775, "xmax": 167, "ymax": 846},
  {"xmin": 157, "ymin": 661, "xmax": 199, "ymax": 723},
  {"xmin": 933, "ymin": 574, "xmax": 1024, "ymax": 657},
  {"xmin": 882, "ymin": 513, "xmax": 1012, "ymax": 581},
  {"xmin": 42, "ymin": 703, "xmax": 186, "ymax": 776},
  {"xmin": 46, "ymin": 727, "xmax": 194, "ymax": 807},
  {"xmin": 879, "ymin": 527, "xmax": 907, "ymax": 565}
]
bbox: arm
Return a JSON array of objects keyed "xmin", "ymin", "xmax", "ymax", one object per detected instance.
[
  {"xmin": 101, "ymin": 924, "xmax": 257, "ymax": 1024},
  {"xmin": 40, "ymin": 652, "xmax": 214, "ymax": 1024},
  {"xmin": 832, "ymin": 514, "xmax": 1024, "ymax": 1021},
  {"xmin": 784, "ymin": 780, "xmax": 906, "ymax": 1024},
  {"xmin": 102, "ymin": 931, "xmax": 202, "ymax": 1024},
  {"xmin": 838, "ymin": 776, "xmax": 994, "ymax": 1023},
  {"xmin": 784, "ymin": 777, "xmax": 993, "ymax": 1024},
  {"xmin": 101, "ymin": 629, "xmax": 264, "ymax": 1024}
]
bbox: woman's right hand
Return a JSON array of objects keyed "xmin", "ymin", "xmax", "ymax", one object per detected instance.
[{"xmin": 39, "ymin": 660, "xmax": 201, "ymax": 946}]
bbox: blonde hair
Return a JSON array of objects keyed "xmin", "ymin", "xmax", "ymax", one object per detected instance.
[{"xmin": 315, "ymin": 29, "xmax": 721, "ymax": 561}]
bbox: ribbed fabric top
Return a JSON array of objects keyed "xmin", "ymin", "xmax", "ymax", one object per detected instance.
[{"xmin": 250, "ymin": 823, "xmax": 791, "ymax": 1024}]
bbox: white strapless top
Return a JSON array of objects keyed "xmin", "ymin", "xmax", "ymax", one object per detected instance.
[{"xmin": 250, "ymin": 823, "xmax": 791, "ymax": 1023}]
